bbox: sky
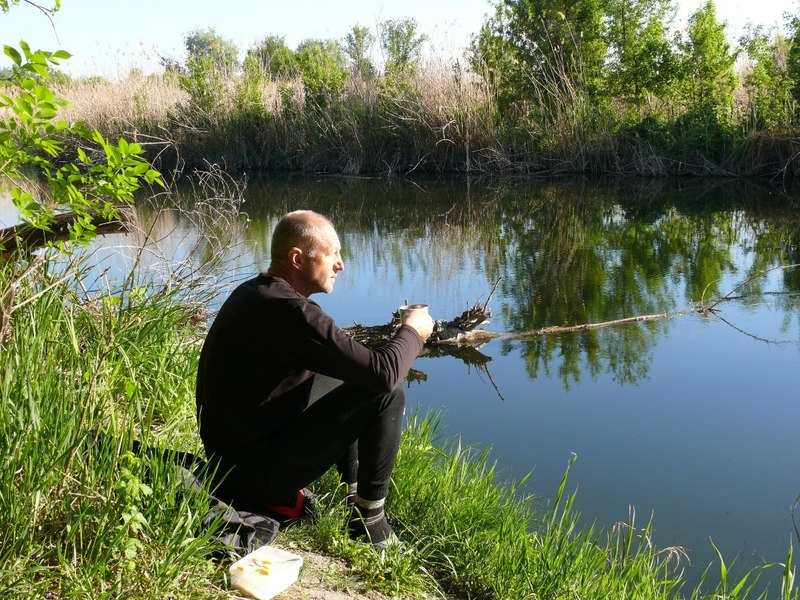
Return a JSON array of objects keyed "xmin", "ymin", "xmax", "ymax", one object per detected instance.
[{"xmin": 0, "ymin": 0, "xmax": 794, "ymax": 78}]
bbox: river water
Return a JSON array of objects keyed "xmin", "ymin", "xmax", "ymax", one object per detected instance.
[{"xmin": 6, "ymin": 174, "xmax": 798, "ymax": 593}]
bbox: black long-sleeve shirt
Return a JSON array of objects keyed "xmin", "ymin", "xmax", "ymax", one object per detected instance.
[{"xmin": 195, "ymin": 274, "xmax": 424, "ymax": 455}]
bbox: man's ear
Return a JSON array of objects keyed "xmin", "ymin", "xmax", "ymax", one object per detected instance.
[{"xmin": 287, "ymin": 247, "xmax": 304, "ymax": 270}]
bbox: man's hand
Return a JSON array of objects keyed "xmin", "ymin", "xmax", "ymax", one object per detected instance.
[{"xmin": 402, "ymin": 310, "xmax": 434, "ymax": 341}]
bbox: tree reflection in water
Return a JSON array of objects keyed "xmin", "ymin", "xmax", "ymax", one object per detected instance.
[{"xmin": 129, "ymin": 174, "xmax": 800, "ymax": 391}]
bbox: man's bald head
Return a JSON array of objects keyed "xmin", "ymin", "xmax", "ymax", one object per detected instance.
[{"xmin": 270, "ymin": 210, "xmax": 335, "ymax": 261}]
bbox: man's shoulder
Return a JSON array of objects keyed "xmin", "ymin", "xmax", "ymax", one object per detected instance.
[
  {"xmin": 232, "ymin": 275, "xmax": 323, "ymax": 312},
  {"xmin": 236, "ymin": 274, "xmax": 297, "ymax": 300}
]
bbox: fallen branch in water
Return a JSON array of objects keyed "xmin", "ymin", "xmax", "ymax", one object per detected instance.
[
  {"xmin": 0, "ymin": 207, "xmax": 133, "ymax": 257},
  {"xmin": 699, "ymin": 263, "xmax": 800, "ymax": 312},
  {"xmin": 434, "ymin": 311, "xmax": 678, "ymax": 346},
  {"xmin": 344, "ymin": 279, "xmax": 499, "ymax": 349},
  {"xmin": 346, "ymin": 264, "xmax": 800, "ymax": 352}
]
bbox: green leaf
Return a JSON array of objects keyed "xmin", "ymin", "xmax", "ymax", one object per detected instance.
[
  {"xmin": 52, "ymin": 50, "xmax": 71, "ymax": 60},
  {"xmin": 35, "ymin": 107, "xmax": 57, "ymax": 119},
  {"xmin": 4, "ymin": 45, "xmax": 22, "ymax": 66},
  {"xmin": 17, "ymin": 96, "xmax": 33, "ymax": 117},
  {"xmin": 30, "ymin": 63, "xmax": 49, "ymax": 78},
  {"xmin": 33, "ymin": 85, "xmax": 55, "ymax": 102}
]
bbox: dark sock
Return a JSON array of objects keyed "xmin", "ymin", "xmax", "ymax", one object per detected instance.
[{"xmin": 349, "ymin": 497, "xmax": 395, "ymax": 545}]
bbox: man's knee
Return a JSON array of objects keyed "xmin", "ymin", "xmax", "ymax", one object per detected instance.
[{"xmin": 381, "ymin": 386, "xmax": 406, "ymax": 416}]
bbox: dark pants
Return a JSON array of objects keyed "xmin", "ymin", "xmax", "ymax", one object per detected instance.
[{"xmin": 211, "ymin": 376, "xmax": 406, "ymax": 510}]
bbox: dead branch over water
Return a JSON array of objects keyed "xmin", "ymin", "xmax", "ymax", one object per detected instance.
[
  {"xmin": 434, "ymin": 311, "xmax": 677, "ymax": 347},
  {"xmin": 344, "ymin": 264, "xmax": 800, "ymax": 354},
  {"xmin": 0, "ymin": 208, "xmax": 132, "ymax": 257}
]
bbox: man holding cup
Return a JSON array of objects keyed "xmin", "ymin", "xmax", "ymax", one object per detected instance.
[{"xmin": 195, "ymin": 210, "xmax": 434, "ymax": 547}]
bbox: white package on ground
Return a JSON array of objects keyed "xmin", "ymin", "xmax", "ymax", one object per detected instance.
[{"xmin": 229, "ymin": 545, "xmax": 303, "ymax": 599}]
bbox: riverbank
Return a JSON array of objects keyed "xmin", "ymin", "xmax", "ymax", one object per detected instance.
[
  {"xmin": 1, "ymin": 211, "xmax": 795, "ymax": 598},
  {"xmin": 54, "ymin": 69, "xmax": 800, "ymax": 182}
]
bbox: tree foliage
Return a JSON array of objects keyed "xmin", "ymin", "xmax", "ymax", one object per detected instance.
[
  {"xmin": 0, "ymin": 39, "xmax": 162, "ymax": 252},
  {"xmin": 604, "ymin": 0, "xmax": 676, "ymax": 104},
  {"xmin": 739, "ymin": 25, "xmax": 795, "ymax": 129},
  {"xmin": 676, "ymin": 0, "xmax": 736, "ymax": 117},
  {"xmin": 344, "ymin": 25, "xmax": 376, "ymax": 80},
  {"xmin": 296, "ymin": 39, "xmax": 347, "ymax": 106},
  {"xmin": 0, "ymin": 0, "xmax": 60, "ymax": 11},
  {"xmin": 184, "ymin": 28, "xmax": 239, "ymax": 78},
  {"xmin": 471, "ymin": 0, "xmax": 609, "ymax": 110},
  {"xmin": 244, "ymin": 35, "xmax": 297, "ymax": 79},
  {"xmin": 786, "ymin": 9, "xmax": 800, "ymax": 105},
  {"xmin": 379, "ymin": 18, "xmax": 426, "ymax": 80},
  {"xmin": 178, "ymin": 28, "xmax": 240, "ymax": 117}
]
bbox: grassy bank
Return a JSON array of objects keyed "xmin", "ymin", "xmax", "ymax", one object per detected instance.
[
  {"xmin": 1, "ymin": 213, "xmax": 796, "ymax": 598},
  {"xmin": 54, "ymin": 65, "xmax": 800, "ymax": 181}
]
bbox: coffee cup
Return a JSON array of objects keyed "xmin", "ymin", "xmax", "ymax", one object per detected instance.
[{"xmin": 398, "ymin": 303, "xmax": 429, "ymax": 319}]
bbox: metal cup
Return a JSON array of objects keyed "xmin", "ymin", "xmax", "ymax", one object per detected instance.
[{"xmin": 398, "ymin": 303, "xmax": 429, "ymax": 320}]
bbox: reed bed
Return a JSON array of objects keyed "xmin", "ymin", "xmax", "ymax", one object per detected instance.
[
  {"xmin": 48, "ymin": 63, "xmax": 800, "ymax": 180},
  {"xmin": 56, "ymin": 73, "xmax": 188, "ymax": 133}
]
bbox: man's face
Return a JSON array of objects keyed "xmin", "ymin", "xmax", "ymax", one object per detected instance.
[{"xmin": 299, "ymin": 223, "xmax": 344, "ymax": 295}]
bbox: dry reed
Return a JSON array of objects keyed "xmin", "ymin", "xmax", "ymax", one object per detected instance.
[{"xmin": 41, "ymin": 64, "xmax": 800, "ymax": 178}]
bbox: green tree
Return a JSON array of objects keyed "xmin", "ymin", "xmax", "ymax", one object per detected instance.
[
  {"xmin": 786, "ymin": 7, "xmax": 800, "ymax": 105},
  {"xmin": 739, "ymin": 25, "xmax": 795, "ymax": 129},
  {"xmin": 604, "ymin": 0, "xmax": 677, "ymax": 105},
  {"xmin": 676, "ymin": 0, "xmax": 736, "ymax": 118},
  {"xmin": 344, "ymin": 24, "xmax": 375, "ymax": 80},
  {"xmin": 0, "ymin": 1, "xmax": 162, "ymax": 343},
  {"xmin": 0, "ymin": 6, "xmax": 161, "ymax": 254},
  {"xmin": 470, "ymin": 0, "xmax": 609, "ymax": 109},
  {"xmin": 295, "ymin": 38, "xmax": 347, "ymax": 106},
  {"xmin": 244, "ymin": 35, "xmax": 298, "ymax": 79},
  {"xmin": 184, "ymin": 27, "xmax": 239, "ymax": 78},
  {"xmin": 378, "ymin": 18, "xmax": 426, "ymax": 80},
  {"xmin": 179, "ymin": 28, "xmax": 239, "ymax": 116}
]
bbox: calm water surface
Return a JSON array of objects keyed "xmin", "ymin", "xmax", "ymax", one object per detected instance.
[{"xmin": 16, "ymin": 175, "xmax": 798, "ymax": 593}]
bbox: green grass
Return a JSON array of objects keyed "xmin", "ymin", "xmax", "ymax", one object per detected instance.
[
  {"xmin": 0, "ymin": 252, "xmax": 224, "ymax": 598},
  {"xmin": 0, "ymin": 248, "xmax": 796, "ymax": 598},
  {"xmin": 286, "ymin": 414, "xmax": 798, "ymax": 599}
]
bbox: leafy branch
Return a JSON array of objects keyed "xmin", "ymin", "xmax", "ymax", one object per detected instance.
[{"xmin": 0, "ymin": 40, "xmax": 163, "ymax": 253}]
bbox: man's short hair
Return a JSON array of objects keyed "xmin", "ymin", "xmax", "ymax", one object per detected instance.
[{"xmin": 270, "ymin": 210, "xmax": 332, "ymax": 260}]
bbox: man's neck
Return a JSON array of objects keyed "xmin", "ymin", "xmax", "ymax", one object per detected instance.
[{"xmin": 266, "ymin": 262, "xmax": 309, "ymax": 297}]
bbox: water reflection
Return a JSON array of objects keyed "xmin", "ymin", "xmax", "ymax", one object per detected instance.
[
  {"xmin": 74, "ymin": 173, "xmax": 799, "ymax": 592},
  {"xmin": 201, "ymin": 176, "xmax": 798, "ymax": 391}
]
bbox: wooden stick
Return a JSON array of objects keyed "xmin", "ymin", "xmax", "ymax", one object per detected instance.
[{"xmin": 433, "ymin": 311, "xmax": 677, "ymax": 346}]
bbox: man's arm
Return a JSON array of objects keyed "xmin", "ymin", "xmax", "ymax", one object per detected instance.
[{"xmin": 287, "ymin": 301, "xmax": 425, "ymax": 392}]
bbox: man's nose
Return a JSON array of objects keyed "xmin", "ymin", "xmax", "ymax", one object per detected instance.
[{"xmin": 335, "ymin": 258, "xmax": 344, "ymax": 272}]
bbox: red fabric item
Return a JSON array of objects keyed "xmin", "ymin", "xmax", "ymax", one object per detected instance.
[{"xmin": 264, "ymin": 489, "xmax": 305, "ymax": 520}]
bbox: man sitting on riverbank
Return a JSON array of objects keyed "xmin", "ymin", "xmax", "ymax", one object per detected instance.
[{"xmin": 195, "ymin": 210, "xmax": 434, "ymax": 547}]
